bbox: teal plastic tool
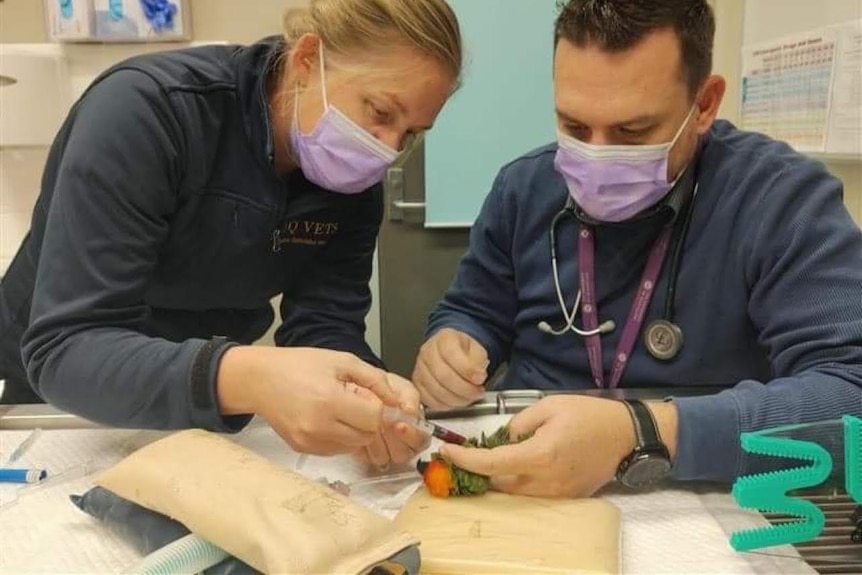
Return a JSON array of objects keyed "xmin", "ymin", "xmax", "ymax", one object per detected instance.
[
  {"xmin": 730, "ymin": 432, "xmax": 832, "ymax": 551},
  {"xmin": 730, "ymin": 416, "xmax": 862, "ymax": 552},
  {"xmin": 844, "ymin": 415, "xmax": 861, "ymax": 504}
]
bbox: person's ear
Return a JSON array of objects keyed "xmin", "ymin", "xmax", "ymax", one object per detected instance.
[
  {"xmin": 693, "ymin": 75, "xmax": 726, "ymax": 135},
  {"xmin": 287, "ymin": 33, "xmax": 322, "ymax": 89}
]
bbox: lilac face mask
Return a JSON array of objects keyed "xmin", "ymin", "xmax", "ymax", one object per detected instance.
[
  {"xmin": 290, "ymin": 45, "xmax": 399, "ymax": 194},
  {"xmin": 554, "ymin": 106, "xmax": 697, "ymax": 222}
]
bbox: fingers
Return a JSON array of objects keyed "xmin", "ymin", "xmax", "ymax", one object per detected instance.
[
  {"xmin": 279, "ymin": 425, "xmax": 372, "ymax": 456},
  {"xmin": 386, "ymin": 373, "xmax": 421, "ymax": 413},
  {"xmin": 506, "ymin": 401, "xmax": 554, "ymax": 439},
  {"xmin": 332, "ymin": 384, "xmax": 384, "ymax": 433},
  {"xmin": 356, "ymin": 421, "xmax": 430, "ymax": 468},
  {"xmin": 462, "ymin": 335, "xmax": 490, "ymax": 383},
  {"xmin": 301, "ymin": 442, "xmax": 349, "ymax": 456},
  {"xmin": 337, "ymin": 355, "xmax": 399, "ymax": 407},
  {"xmin": 371, "ymin": 422, "xmax": 431, "ymax": 466},
  {"xmin": 362, "ymin": 435, "xmax": 392, "ymax": 468},
  {"xmin": 438, "ymin": 331, "xmax": 488, "ymax": 386},
  {"xmin": 394, "ymin": 421, "xmax": 432, "ymax": 455},
  {"xmin": 425, "ymin": 341, "xmax": 472, "ymax": 392},
  {"xmin": 438, "ymin": 439, "xmax": 536, "ymax": 477},
  {"xmin": 412, "ymin": 330, "xmax": 488, "ymax": 410},
  {"xmin": 323, "ymin": 421, "xmax": 378, "ymax": 448},
  {"xmin": 381, "ymin": 425, "xmax": 416, "ymax": 466},
  {"xmin": 414, "ymin": 354, "xmax": 481, "ymax": 409}
]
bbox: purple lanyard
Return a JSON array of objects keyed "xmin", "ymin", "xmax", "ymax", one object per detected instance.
[{"xmin": 578, "ymin": 225, "xmax": 673, "ymax": 389}]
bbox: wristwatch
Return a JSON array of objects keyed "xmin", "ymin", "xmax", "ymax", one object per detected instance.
[{"xmin": 616, "ymin": 399, "xmax": 672, "ymax": 489}]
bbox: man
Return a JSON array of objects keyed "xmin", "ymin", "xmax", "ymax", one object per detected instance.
[{"xmin": 413, "ymin": 0, "xmax": 862, "ymax": 497}]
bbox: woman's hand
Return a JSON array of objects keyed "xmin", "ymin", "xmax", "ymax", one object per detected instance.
[
  {"xmin": 354, "ymin": 373, "xmax": 432, "ymax": 470},
  {"xmin": 217, "ymin": 346, "xmax": 401, "ymax": 455}
]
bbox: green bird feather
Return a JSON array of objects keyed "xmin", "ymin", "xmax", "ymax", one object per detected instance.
[{"xmin": 435, "ymin": 424, "xmax": 534, "ymax": 496}]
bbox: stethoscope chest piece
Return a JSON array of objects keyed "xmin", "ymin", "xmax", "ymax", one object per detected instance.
[{"xmin": 644, "ymin": 319, "xmax": 683, "ymax": 361}]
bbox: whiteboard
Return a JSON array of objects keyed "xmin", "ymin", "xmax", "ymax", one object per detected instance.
[{"xmin": 424, "ymin": 0, "xmax": 558, "ymax": 227}]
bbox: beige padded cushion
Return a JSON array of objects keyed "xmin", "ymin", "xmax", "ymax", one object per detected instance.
[
  {"xmin": 96, "ymin": 429, "xmax": 418, "ymax": 574},
  {"xmin": 394, "ymin": 488, "xmax": 621, "ymax": 574}
]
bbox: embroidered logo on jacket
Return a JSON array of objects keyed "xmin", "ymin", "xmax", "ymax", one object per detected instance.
[{"xmin": 272, "ymin": 220, "xmax": 339, "ymax": 252}]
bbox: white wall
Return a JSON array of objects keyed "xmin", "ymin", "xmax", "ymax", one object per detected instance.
[
  {"xmin": 711, "ymin": 0, "xmax": 745, "ymax": 125},
  {"xmin": 0, "ymin": 150, "xmax": 46, "ymax": 273},
  {"xmin": 742, "ymin": 0, "xmax": 861, "ymax": 43}
]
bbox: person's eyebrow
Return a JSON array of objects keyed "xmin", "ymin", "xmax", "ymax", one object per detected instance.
[
  {"xmin": 556, "ymin": 109, "xmax": 586, "ymax": 126},
  {"xmin": 383, "ymin": 91, "xmax": 434, "ymax": 131},
  {"xmin": 611, "ymin": 114, "xmax": 661, "ymax": 129},
  {"xmin": 556, "ymin": 108, "xmax": 661, "ymax": 129}
]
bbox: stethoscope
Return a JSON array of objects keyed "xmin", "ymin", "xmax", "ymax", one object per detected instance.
[{"xmin": 537, "ymin": 182, "xmax": 698, "ymax": 361}]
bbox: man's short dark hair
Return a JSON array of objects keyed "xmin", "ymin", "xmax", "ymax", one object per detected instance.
[{"xmin": 554, "ymin": 0, "xmax": 715, "ymax": 97}]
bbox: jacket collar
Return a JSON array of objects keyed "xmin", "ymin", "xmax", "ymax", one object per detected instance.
[{"xmin": 235, "ymin": 36, "xmax": 285, "ymax": 172}]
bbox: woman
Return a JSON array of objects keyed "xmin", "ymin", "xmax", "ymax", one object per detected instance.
[{"xmin": 0, "ymin": 0, "xmax": 462, "ymax": 467}]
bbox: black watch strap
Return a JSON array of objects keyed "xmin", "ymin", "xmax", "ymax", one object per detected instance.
[
  {"xmin": 622, "ymin": 398, "xmax": 663, "ymax": 450},
  {"xmin": 617, "ymin": 399, "xmax": 672, "ymax": 488},
  {"xmin": 190, "ymin": 336, "xmax": 232, "ymax": 411}
]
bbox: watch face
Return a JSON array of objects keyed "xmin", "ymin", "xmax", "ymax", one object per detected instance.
[{"xmin": 620, "ymin": 454, "xmax": 672, "ymax": 489}]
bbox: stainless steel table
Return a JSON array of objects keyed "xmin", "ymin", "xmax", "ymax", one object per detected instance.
[{"xmin": 0, "ymin": 387, "xmax": 729, "ymax": 430}]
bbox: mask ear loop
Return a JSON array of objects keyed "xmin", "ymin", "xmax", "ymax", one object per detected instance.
[
  {"xmin": 664, "ymin": 103, "xmax": 700, "ymax": 185},
  {"xmin": 291, "ymin": 40, "xmax": 329, "ymax": 136},
  {"xmin": 669, "ymin": 104, "xmax": 699, "ymax": 148},
  {"xmin": 318, "ymin": 41, "xmax": 329, "ymax": 110}
]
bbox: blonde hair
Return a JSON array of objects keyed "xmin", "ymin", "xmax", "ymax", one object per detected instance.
[{"xmin": 282, "ymin": 0, "xmax": 463, "ymax": 82}]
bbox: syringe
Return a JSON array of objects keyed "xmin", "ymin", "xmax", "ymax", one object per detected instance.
[{"xmin": 382, "ymin": 406, "xmax": 468, "ymax": 445}]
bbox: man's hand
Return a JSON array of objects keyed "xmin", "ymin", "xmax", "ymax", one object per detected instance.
[
  {"xmin": 354, "ymin": 373, "xmax": 432, "ymax": 469},
  {"xmin": 412, "ymin": 328, "xmax": 489, "ymax": 409},
  {"xmin": 439, "ymin": 396, "xmax": 678, "ymax": 498}
]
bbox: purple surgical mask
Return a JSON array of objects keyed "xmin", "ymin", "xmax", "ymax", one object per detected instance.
[
  {"xmin": 554, "ymin": 106, "xmax": 696, "ymax": 222},
  {"xmin": 290, "ymin": 45, "xmax": 399, "ymax": 194}
]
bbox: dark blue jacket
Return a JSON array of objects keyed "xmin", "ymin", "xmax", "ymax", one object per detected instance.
[
  {"xmin": 0, "ymin": 38, "xmax": 382, "ymax": 429},
  {"xmin": 428, "ymin": 121, "xmax": 862, "ymax": 481}
]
